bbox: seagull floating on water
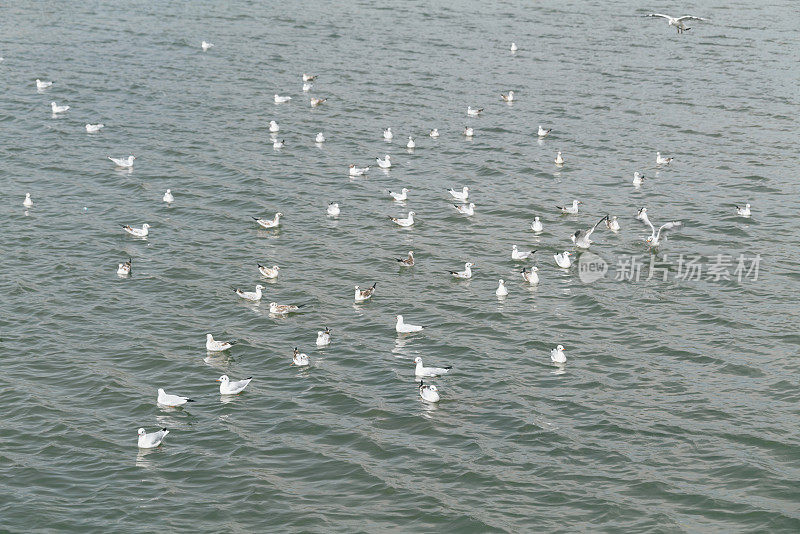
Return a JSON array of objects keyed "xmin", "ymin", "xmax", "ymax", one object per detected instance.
[
  {"xmin": 395, "ymin": 250, "xmax": 414, "ymax": 267},
  {"xmin": 414, "ymin": 356, "xmax": 451, "ymax": 378},
  {"xmin": 217, "ymin": 375, "xmax": 252, "ymax": 394},
  {"xmin": 269, "ymin": 302, "xmax": 303, "ymax": 315},
  {"xmin": 206, "ymin": 333, "xmax": 236, "ymax": 352},
  {"xmin": 315, "ymin": 132, "xmax": 325, "ymax": 143},
  {"xmin": 163, "ymin": 189, "xmax": 174, "ymax": 203},
  {"xmin": 157, "ymin": 388, "xmax": 194, "ymax": 407},
  {"xmin": 201, "ymin": 41, "xmax": 214, "ymax": 51},
  {"xmin": 23, "ymin": 193, "xmax": 33, "ymax": 208},
  {"xmin": 327, "ymin": 202, "xmax": 340, "ymax": 217},
  {"xmin": 303, "ymin": 74, "xmax": 317, "ymax": 82},
  {"xmin": 406, "ymin": 136, "xmax": 415, "ymax": 149},
  {"xmin": 316, "ymin": 327, "xmax": 331, "ymax": 347},
  {"xmin": 463, "ymin": 126, "xmax": 474, "ymax": 137},
  {"xmin": 557, "ymin": 200, "xmax": 582, "ymax": 214},
  {"xmin": 376, "ymin": 155, "xmax": 392, "ymax": 168},
  {"xmin": 396, "ymin": 314, "xmax": 423, "ymax": 333},
  {"xmin": 632, "ymin": 172, "xmax": 645, "ymax": 186},
  {"xmin": 467, "ymin": 106, "xmax": 483, "ymax": 117},
  {"xmin": 510, "ymin": 42, "xmax": 518, "ymax": 52},
  {"xmin": 453, "ymin": 203, "xmax": 475, "ymax": 216},
  {"xmin": 354, "ymin": 282, "xmax": 377, "ymax": 303},
  {"xmin": 501, "ymin": 91, "xmax": 515, "ymax": 102},
  {"xmin": 606, "ymin": 216, "xmax": 620, "ymax": 232},
  {"xmin": 418, "ymin": 381, "xmax": 440, "ymax": 403},
  {"xmin": 253, "ymin": 213, "xmax": 282, "ymax": 229},
  {"xmin": 571, "ymin": 215, "xmax": 609, "ymax": 248},
  {"xmin": 383, "ymin": 128, "xmax": 393, "ymax": 140},
  {"xmin": 108, "ymin": 155, "xmax": 135, "ymax": 168},
  {"xmin": 645, "ymin": 13, "xmax": 708, "ymax": 34},
  {"xmin": 122, "ymin": 223, "xmax": 150, "ymax": 237},
  {"xmin": 554, "ymin": 251, "xmax": 572, "ymax": 268},
  {"xmin": 389, "ymin": 188, "xmax": 409, "ymax": 201},
  {"xmin": 448, "ymin": 186, "xmax": 469, "ymax": 201},
  {"xmin": 310, "ymin": 97, "xmax": 326, "ymax": 107},
  {"xmin": 235, "ymin": 284, "xmax": 264, "ymax": 302},
  {"xmin": 429, "ymin": 129, "xmax": 439, "ymax": 138},
  {"xmin": 117, "ymin": 258, "xmax": 132, "ymax": 277},
  {"xmin": 273, "ymin": 139, "xmax": 285, "ymax": 149},
  {"xmin": 538, "ymin": 125, "xmax": 552, "ymax": 137},
  {"xmin": 291, "ymin": 348, "xmax": 309, "ymax": 367},
  {"xmin": 736, "ymin": 204, "xmax": 751, "ymax": 217},
  {"xmin": 85, "ymin": 123, "xmax": 104, "ymax": 133},
  {"xmin": 257, "ymin": 264, "xmax": 280, "ymax": 278},
  {"xmin": 274, "ymin": 94, "xmax": 292, "ymax": 103},
  {"xmin": 531, "ymin": 216, "xmax": 543, "ymax": 232},
  {"xmin": 389, "ymin": 211, "xmax": 415, "ymax": 227},
  {"xmin": 656, "ymin": 152, "xmax": 673, "ymax": 165},
  {"xmin": 496, "ymin": 279, "xmax": 508, "ymax": 297},
  {"xmin": 349, "ymin": 164, "xmax": 370, "ymax": 176},
  {"xmin": 550, "ymin": 345, "xmax": 566, "ymax": 364},
  {"xmin": 512, "ymin": 245, "xmax": 536, "ymax": 261},
  {"xmin": 36, "ymin": 79, "xmax": 53, "ymax": 90},
  {"xmin": 269, "ymin": 120, "xmax": 279, "ymax": 133},
  {"xmin": 448, "ymin": 261, "xmax": 474, "ymax": 279},
  {"xmin": 303, "ymin": 82, "xmax": 313, "ymax": 92},
  {"xmin": 636, "ymin": 206, "xmax": 649, "ymax": 222},
  {"xmin": 554, "ymin": 151, "xmax": 565, "ymax": 165},
  {"xmin": 50, "ymin": 101, "xmax": 69, "ymax": 113},
  {"xmin": 138, "ymin": 427, "xmax": 168, "ymax": 449},
  {"xmin": 521, "ymin": 266, "xmax": 539, "ymax": 285}
]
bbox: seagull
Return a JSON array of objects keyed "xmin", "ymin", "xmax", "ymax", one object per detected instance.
[
  {"xmin": 453, "ymin": 203, "xmax": 475, "ymax": 216},
  {"xmin": 645, "ymin": 13, "xmax": 708, "ymax": 34},
  {"xmin": 349, "ymin": 164, "xmax": 370, "ymax": 176},
  {"xmin": 291, "ymin": 347, "xmax": 310, "ymax": 367},
  {"xmin": 389, "ymin": 211, "xmax": 415, "ymax": 227},
  {"xmin": 36, "ymin": 79, "xmax": 53, "ymax": 90},
  {"xmin": 736, "ymin": 203, "xmax": 751, "ymax": 217},
  {"xmin": 531, "ymin": 216, "xmax": 543, "ymax": 232},
  {"xmin": 538, "ymin": 125, "xmax": 552, "ymax": 137},
  {"xmin": 496, "ymin": 279, "xmax": 508, "ymax": 297},
  {"xmin": 389, "ymin": 188, "xmax": 409, "ymax": 201},
  {"xmin": 448, "ymin": 186, "xmax": 469, "ymax": 201},
  {"xmin": 467, "ymin": 106, "xmax": 483, "ymax": 117},
  {"xmin": 85, "ymin": 123, "xmax": 104, "ymax": 133},
  {"xmin": 235, "ymin": 284, "xmax": 264, "ymax": 302},
  {"xmin": 302, "ymin": 73, "xmax": 317, "ymax": 82},
  {"xmin": 138, "ymin": 427, "xmax": 168, "ymax": 448},
  {"xmin": 315, "ymin": 132, "xmax": 325, "ymax": 143},
  {"xmin": 521, "ymin": 266, "xmax": 539, "ymax": 285},
  {"xmin": 406, "ymin": 136, "xmax": 415, "ymax": 149},
  {"xmin": 550, "ymin": 345, "xmax": 566, "ymax": 364},
  {"xmin": 418, "ymin": 380, "xmax": 440, "ymax": 403},
  {"xmin": 501, "ymin": 91, "xmax": 515, "ymax": 102},
  {"xmin": 50, "ymin": 101, "xmax": 69, "ymax": 113},
  {"xmin": 206, "ymin": 334, "xmax": 236, "ymax": 352},
  {"xmin": 157, "ymin": 388, "xmax": 194, "ymax": 407},
  {"xmin": 310, "ymin": 97, "xmax": 326, "ymax": 107},
  {"xmin": 316, "ymin": 327, "xmax": 331, "ymax": 347},
  {"xmin": 217, "ymin": 375, "xmax": 252, "ymax": 395},
  {"xmin": 23, "ymin": 193, "xmax": 33, "ymax": 208},
  {"xmin": 510, "ymin": 42, "xmax": 518, "ymax": 52},
  {"xmin": 269, "ymin": 120, "xmax": 279, "ymax": 132},
  {"xmin": 273, "ymin": 139, "xmax": 285, "ymax": 148},
  {"xmin": 269, "ymin": 302, "xmax": 303, "ymax": 315},
  {"xmin": 557, "ymin": 200, "xmax": 582, "ymax": 214},
  {"xmin": 656, "ymin": 152, "xmax": 673, "ymax": 165},
  {"xmin": 632, "ymin": 172, "xmax": 645, "ymax": 186},
  {"xmin": 429, "ymin": 129, "xmax": 439, "ymax": 138},
  {"xmin": 606, "ymin": 216, "xmax": 620, "ymax": 232},
  {"xmin": 163, "ymin": 189, "xmax": 174, "ymax": 203},
  {"xmin": 327, "ymin": 202, "xmax": 340, "ymax": 217},
  {"xmin": 376, "ymin": 155, "xmax": 392, "ymax": 168},
  {"xmin": 448, "ymin": 261, "xmax": 474, "ymax": 279},
  {"xmin": 554, "ymin": 151, "xmax": 565, "ymax": 165},
  {"xmin": 108, "ymin": 155, "xmax": 135, "ymax": 168},
  {"xmin": 122, "ymin": 223, "xmax": 150, "ymax": 237},
  {"xmin": 117, "ymin": 258, "xmax": 132, "ymax": 277},
  {"xmin": 274, "ymin": 94, "xmax": 292, "ymax": 103},
  {"xmin": 383, "ymin": 128, "xmax": 393, "ymax": 140},
  {"xmin": 571, "ymin": 215, "xmax": 609, "ymax": 248},
  {"xmin": 252, "ymin": 213, "xmax": 282, "ymax": 229},
  {"xmin": 414, "ymin": 356, "xmax": 451, "ymax": 378},
  {"xmin": 396, "ymin": 314, "xmax": 424, "ymax": 333},
  {"xmin": 463, "ymin": 126, "xmax": 474, "ymax": 137},
  {"xmin": 354, "ymin": 282, "xmax": 377, "ymax": 303},
  {"xmin": 554, "ymin": 251, "xmax": 572, "ymax": 268},
  {"xmin": 257, "ymin": 264, "xmax": 280, "ymax": 278},
  {"xmin": 512, "ymin": 245, "xmax": 536, "ymax": 261},
  {"xmin": 636, "ymin": 206, "xmax": 650, "ymax": 223},
  {"xmin": 644, "ymin": 217, "xmax": 683, "ymax": 247},
  {"xmin": 395, "ymin": 250, "xmax": 414, "ymax": 267},
  {"xmin": 201, "ymin": 41, "xmax": 214, "ymax": 51},
  {"xmin": 303, "ymin": 82, "xmax": 313, "ymax": 92}
]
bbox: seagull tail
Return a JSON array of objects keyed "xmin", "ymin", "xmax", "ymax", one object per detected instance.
[
  {"xmin": 371, "ymin": 282, "xmax": 377, "ymax": 289},
  {"xmin": 252, "ymin": 216, "xmax": 260, "ymax": 221},
  {"xmin": 229, "ymin": 340, "xmax": 238, "ymax": 346},
  {"xmin": 556, "ymin": 206, "xmax": 564, "ymax": 210},
  {"xmin": 444, "ymin": 366, "xmax": 453, "ymax": 370},
  {"xmin": 187, "ymin": 399, "xmax": 195, "ymax": 402}
]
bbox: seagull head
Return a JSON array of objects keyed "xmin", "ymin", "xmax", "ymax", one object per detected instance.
[
  {"xmin": 272, "ymin": 265, "xmax": 280, "ymax": 271},
  {"xmin": 499, "ymin": 279, "xmax": 505, "ymax": 284},
  {"xmin": 532, "ymin": 266, "xmax": 539, "ymax": 272},
  {"xmin": 408, "ymin": 211, "xmax": 415, "ymax": 216},
  {"xmin": 275, "ymin": 212, "xmax": 283, "ymax": 218},
  {"xmin": 217, "ymin": 375, "xmax": 229, "ymax": 383},
  {"xmin": 401, "ymin": 188, "xmax": 409, "ymax": 193},
  {"xmin": 556, "ymin": 345, "xmax": 565, "ymax": 351},
  {"xmin": 142, "ymin": 224, "xmax": 150, "ymax": 229},
  {"xmin": 428, "ymin": 385, "xmax": 438, "ymax": 392},
  {"xmin": 396, "ymin": 314, "xmax": 403, "ymax": 322},
  {"xmin": 414, "ymin": 357, "xmax": 422, "ymax": 364},
  {"xmin": 269, "ymin": 302, "xmax": 278, "ymax": 307},
  {"xmin": 255, "ymin": 285, "xmax": 264, "ymax": 290},
  {"xmin": 408, "ymin": 250, "xmax": 414, "ymax": 256},
  {"xmin": 206, "ymin": 333, "xmax": 213, "ymax": 340},
  {"xmin": 138, "ymin": 428, "xmax": 146, "ymax": 435}
]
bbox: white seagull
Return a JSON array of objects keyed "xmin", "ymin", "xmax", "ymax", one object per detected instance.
[
  {"xmin": 644, "ymin": 217, "xmax": 683, "ymax": 247},
  {"xmin": 274, "ymin": 94, "xmax": 292, "ymax": 103},
  {"xmin": 521, "ymin": 266, "xmax": 539, "ymax": 285},
  {"xmin": 383, "ymin": 128, "xmax": 393, "ymax": 140},
  {"xmin": 632, "ymin": 172, "xmax": 645, "ymax": 186},
  {"xmin": 257, "ymin": 264, "xmax": 280, "ymax": 278},
  {"xmin": 531, "ymin": 216, "xmax": 543, "ymax": 232},
  {"xmin": 291, "ymin": 348, "xmax": 310, "ymax": 367},
  {"xmin": 606, "ymin": 216, "xmax": 620, "ymax": 232},
  {"xmin": 396, "ymin": 314, "xmax": 423, "ymax": 333},
  {"xmin": 315, "ymin": 132, "xmax": 325, "ymax": 143},
  {"xmin": 163, "ymin": 189, "xmax": 174, "ymax": 203},
  {"xmin": 496, "ymin": 279, "xmax": 508, "ymax": 297},
  {"xmin": 269, "ymin": 120, "xmax": 279, "ymax": 132},
  {"xmin": 656, "ymin": 152, "xmax": 673, "ymax": 165},
  {"xmin": 36, "ymin": 79, "xmax": 53, "ymax": 90},
  {"xmin": 636, "ymin": 206, "xmax": 650, "ymax": 223},
  {"xmin": 448, "ymin": 261, "xmax": 474, "ymax": 279},
  {"xmin": 327, "ymin": 202, "xmax": 340, "ymax": 217},
  {"xmin": 316, "ymin": 327, "xmax": 331, "ymax": 347},
  {"xmin": 376, "ymin": 155, "xmax": 392, "ymax": 168},
  {"xmin": 273, "ymin": 139, "xmax": 285, "ymax": 149},
  {"xmin": 303, "ymin": 74, "xmax": 317, "ymax": 82},
  {"xmin": 501, "ymin": 91, "xmax": 515, "ymax": 102},
  {"xmin": 349, "ymin": 164, "xmax": 370, "ymax": 176},
  {"xmin": 554, "ymin": 251, "xmax": 572, "ymax": 268},
  {"xmin": 557, "ymin": 200, "xmax": 582, "ymax": 214},
  {"xmin": 303, "ymin": 82, "xmax": 313, "ymax": 92},
  {"xmin": 406, "ymin": 136, "xmax": 415, "ymax": 149},
  {"xmin": 117, "ymin": 258, "xmax": 132, "ymax": 277},
  {"xmin": 454, "ymin": 203, "xmax": 475, "ymax": 216},
  {"xmin": 253, "ymin": 213, "xmax": 282, "ymax": 229},
  {"xmin": 122, "ymin": 223, "xmax": 150, "ymax": 237},
  {"xmin": 269, "ymin": 302, "xmax": 303, "ymax": 315},
  {"xmin": 235, "ymin": 284, "xmax": 264, "ymax": 302},
  {"xmin": 23, "ymin": 193, "xmax": 34, "ymax": 208},
  {"xmin": 138, "ymin": 427, "xmax": 168, "ymax": 449},
  {"xmin": 736, "ymin": 203, "xmax": 751, "ymax": 217},
  {"xmin": 85, "ymin": 123, "xmax": 104, "ymax": 133},
  {"xmin": 206, "ymin": 334, "xmax": 236, "ymax": 352},
  {"xmin": 510, "ymin": 42, "xmax": 518, "ymax": 52},
  {"xmin": 538, "ymin": 125, "xmax": 552, "ymax": 137},
  {"xmin": 418, "ymin": 381, "xmax": 440, "ymax": 403},
  {"xmin": 430, "ymin": 129, "xmax": 439, "ymax": 138},
  {"xmin": 201, "ymin": 41, "xmax": 214, "ymax": 51},
  {"xmin": 395, "ymin": 250, "xmax": 414, "ymax": 267},
  {"xmin": 389, "ymin": 188, "xmax": 409, "ymax": 201},
  {"xmin": 448, "ymin": 186, "xmax": 469, "ymax": 201},
  {"xmin": 157, "ymin": 388, "xmax": 194, "ymax": 408},
  {"xmin": 463, "ymin": 126, "xmax": 474, "ymax": 137},
  {"xmin": 467, "ymin": 106, "xmax": 483, "ymax": 117},
  {"xmin": 50, "ymin": 101, "xmax": 69, "ymax": 113},
  {"xmin": 414, "ymin": 356, "xmax": 451, "ymax": 378},
  {"xmin": 310, "ymin": 97, "xmax": 326, "ymax": 107},
  {"xmin": 389, "ymin": 211, "xmax": 415, "ymax": 227},
  {"xmin": 645, "ymin": 13, "xmax": 708, "ymax": 34},
  {"xmin": 512, "ymin": 245, "xmax": 536, "ymax": 261},
  {"xmin": 108, "ymin": 155, "xmax": 135, "ymax": 168},
  {"xmin": 550, "ymin": 345, "xmax": 566, "ymax": 364},
  {"xmin": 571, "ymin": 215, "xmax": 609, "ymax": 248},
  {"xmin": 554, "ymin": 151, "xmax": 565, "ymax": 165},
  {"xmin": 354, "ymin": 282, "xmax": 377, "ymax": 303},
  {"xmin": 217, "ymin": 375, "xmax": 252, "ymax": 395}
]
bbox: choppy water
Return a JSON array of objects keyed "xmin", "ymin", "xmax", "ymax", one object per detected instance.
[{"xmin": 2, "ymin": 1, "xmax": 799, "ymax": 532}]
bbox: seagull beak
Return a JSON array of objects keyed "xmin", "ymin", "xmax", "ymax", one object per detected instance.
[{"xmin": 215, "ymin": 379, "xmax": 221, "ymax": 382}]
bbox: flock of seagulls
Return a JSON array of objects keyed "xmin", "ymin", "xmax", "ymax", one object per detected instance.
[{"xmin": 16, "ymin": 13, "xmax": 748, "ymax": 448}]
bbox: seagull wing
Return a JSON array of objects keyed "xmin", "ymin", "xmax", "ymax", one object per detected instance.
[
  {"xmin": 677, "ymin": 15, "xmax": 706, "ymax": 22},
  {"xmin": 646, "ymin": 13, "xmax": 672, "ymax": 19},
  {"xmin": 586, "ymin": 215, "xmax": 610, "ymax": 238},
  {"xmin": 656, "ymin": 221, "xmax": 683, "ymax": 241}
]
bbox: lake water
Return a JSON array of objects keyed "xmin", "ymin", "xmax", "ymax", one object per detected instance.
[{"xmin": 2, "ymin": 0, "xmax": 799, "ymax": 532}]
